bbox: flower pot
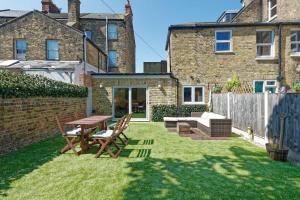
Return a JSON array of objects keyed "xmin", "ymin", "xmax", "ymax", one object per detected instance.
[{"xmin": 266, "ymin": 143, "xmax": 289, "ymax": 162}]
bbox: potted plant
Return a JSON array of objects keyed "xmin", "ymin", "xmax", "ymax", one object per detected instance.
[
  {"xmin": 212, "ymin": 85, "xmax": 223, "ymax": 93},
  {"xmin": 225, "ymin": 74, "xmax": 241, "ymax": 92},
  {"xmin": 266, "ymin": 113, "xmax": 289, "ymax": 162}
]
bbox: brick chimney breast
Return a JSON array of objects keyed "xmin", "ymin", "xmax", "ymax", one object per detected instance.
[
  {"xmin": 125, "ymin": 0, "xmax": 133, "ymax": 17},
  {"xmin": 67, "ymin": 0, "xmax": 81, "ymax": 28},
  {"xmin": 42, "ymin": 0, "xmax": 60, "ymax": 14}
]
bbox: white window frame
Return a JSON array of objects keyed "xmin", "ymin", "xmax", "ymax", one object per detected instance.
[
  {"xmin": 253, "ymin": 80, "xmax": 277, "ymax": 93},
  {"xmin": 291, "ymin": 29, "xmax": 300, "ymax": 57},
  {"xmin": 268, "ymin": 0, "xmax": 277, "ymax": 21},
  {"xmin": 215, "ymin": 30, "xmax": 233, "ymax": 53},
  {"xmin": 15, "ymin": 39, "xmax": 27, "ymax": 60},
  {"xmin": 256, "ymin": 30, "xmax": 275, "ymax": 59},
  {"xmin": 182, "ymin": 86, "xmax": 205, "ymax": 105},
  {"xmin": 108, "ymin": 24, "xmax": 118, "ymax": 40}
]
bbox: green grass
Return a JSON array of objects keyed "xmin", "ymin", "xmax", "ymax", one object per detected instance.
[{"xmin": 1, "ymin": 123, "xmax": 300, "ymax": 200}]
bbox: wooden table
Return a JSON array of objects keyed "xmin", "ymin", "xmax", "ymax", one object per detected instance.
[{"xmin": 66, "ymin": 115, "xmax": 112, "ymax": 154}]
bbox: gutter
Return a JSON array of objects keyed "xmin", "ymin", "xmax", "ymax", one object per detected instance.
[{"xmin": 83, "ymin": 34, "xmax": 87, "ymax": 74}]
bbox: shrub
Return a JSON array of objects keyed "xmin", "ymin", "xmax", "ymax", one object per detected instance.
[
  {"xmin": 0, "ymin": 70, "xmax": 88, "ymax": 98},
  {"xmin": 293, "ymin": 83, "xmax": 300, "ymax": 92},
  {"xmin": 212, "ymin": 85, "xmax": 223, "ymax": 93},
  {"xmin": 225, "ymin": 74, "xmax": 241, "ymax": 92},
  {"xmin": 152, "ymin": 104, "xmax": 207, "ymax": 122}
]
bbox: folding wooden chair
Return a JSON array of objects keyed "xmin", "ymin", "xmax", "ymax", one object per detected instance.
[
  {"xmin": 92, "ymin": 117, "xmax": 126, "ymax": 158},
  {"xmin": 55, "ymin": 115, "xmax": 81, "ymax": 156},
  {"xmin": 120, "ymin": 113, "xmax": 133, "ymax": 143}
]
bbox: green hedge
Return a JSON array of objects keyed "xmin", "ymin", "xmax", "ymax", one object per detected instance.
[
  {"xmin": 152, "ymin": 104, "xmax": 207, "ymax": 122},
  {"xmin": 0, "ymin": 70, "xmax": 88, "ymax": 98}
]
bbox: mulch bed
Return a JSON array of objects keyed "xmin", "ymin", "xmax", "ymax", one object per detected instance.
[{"xmin": 167, "ymin": 128, "xmax": 228, "ymax": 141}]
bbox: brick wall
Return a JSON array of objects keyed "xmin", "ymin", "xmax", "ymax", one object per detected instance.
[
  {"xmin": 81, "ymin": 18, "xmax": 135, "ymax": 73},
  {"xmin": 0, "ymin": 97, "xmax": 86, "ymax": 154},
  {"xmin": 169, "ymin": 25, "xmax": 300, "ymax": 104},
  {"xmin": 92, "ymin": 77, "xmax": 176, "ymax": 120},
  {"xmin": 0, "ymin": 11, "xmax": 84, "ymax": 61}
]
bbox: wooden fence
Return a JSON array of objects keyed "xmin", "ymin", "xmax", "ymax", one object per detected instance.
[{"xmin": 212, "ymin": 93, "xmax": 300, "ymax": 153}]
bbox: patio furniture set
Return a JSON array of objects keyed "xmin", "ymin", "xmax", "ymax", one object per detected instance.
[
  {"xmin": 164, "ymin": 112, "xmax": 232, "ymax": 137},
  {"xmin": 56, "ymin": 113, "xmax": 132, "ymax": 158}
]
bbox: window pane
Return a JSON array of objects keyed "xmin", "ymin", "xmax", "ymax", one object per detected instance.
[
  {"xmin": 108, "ymin": 51, "xmax": 117, "ymax": 67},
  {"xmin": 265, "ymin": 87, "xmax": 276, "ymax": 93},
  {"xmin": 255, "ymin": 81, "xmax": 264, "ymax": 93},
  {"xmin": 266, "ymin": 81, "xmax": 276, "ymax": 86},
  {"xmin": 195, "ymin": 87, "xmax": 203, "ymax": 102},
  {"xmin": 291, "ymin": 43, "xmax": 300, "ymax": 53},
  {"xmin": 291, "ymin": 31, "xmax": 300, "ymax": 42},
  {"xmin": 184, "ymin": 88, "xmax": 192, "ymax": 102},
  {"xmin": 85, "ymin": 31, "xmax": 92, "ymax": 39},
  {"xmin": 271, "ymin": 7, "xmax": 277, "ymax": 17},
  {"xmin": 257, "ymin": 45, "xmax": 271, "ymax": 56},
  {"xmin": 270, "ymin": 0, "xmax": 277, "ymax": 8},
  {"xmin": 47, "ymin": 40, "xmax": 59, "ymax": 60},
  {"xmin": 108, "ymin": 24, "xmax": 118, "ymax": 40},
  {"xmin": 216, "ymin": 32, "xmax": 231, "ymax": 40},
  {"xmin": 16, "ymin": 40, "xmax": 27, "ymax": 60},
  {"xmin": 216, "ymin": 42, "xmax": 230, "ymax": 51},
  {"xmin": 257, "ymin": 31, "xmax": 272, "ymax": 43}
]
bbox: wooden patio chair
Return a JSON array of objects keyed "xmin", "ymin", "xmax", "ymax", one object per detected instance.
[
  {"xmin": 108, "ymin": 113, "xmax": 132, "ymax": 145},
  {"xmin": 92, "ymin": 116, "xmax": 126, "ymax": 158},
  {"xmin": 55, "ymin": 115, "xmax": 81, "ymax": 156},
  {"xmin": 120, "ymin": 113, "xmax": 133, "ymax": 144}
]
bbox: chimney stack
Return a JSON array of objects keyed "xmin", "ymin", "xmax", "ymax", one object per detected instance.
[
  {"xmin": 41, "ymin": 0, "xmax": 60, "ymax": 14},
  {"xmin": 67, "ymin": 0, "xmax": 81, "ymax": 28},
  {"xmin": 125, "ymin": 0, "xmax": 133, "ymax": 17}
]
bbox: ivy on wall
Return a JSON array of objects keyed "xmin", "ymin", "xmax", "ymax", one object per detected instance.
[{"xmin": 0, "ymin": 70, "xmax": 88, "ymax": 98}]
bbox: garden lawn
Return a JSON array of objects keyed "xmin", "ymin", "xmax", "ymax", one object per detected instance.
[{"xmin": 1, "ymin": 123, "xmax": 300, "ymax": 200}]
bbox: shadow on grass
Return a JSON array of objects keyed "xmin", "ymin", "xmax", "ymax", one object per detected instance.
[
  {"xmin": 0, "ymin": 135, "xmax": 64, "ymax": 197},
  {"xmin": 123, "ymin": 146, "xmax": 300, "ymax": 200}
]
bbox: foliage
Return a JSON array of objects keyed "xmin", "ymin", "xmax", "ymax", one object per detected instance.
[
  {"xmin": 152, "ymin": 104, "xmax": 207, "ymax": 122},
  {"xmin": 292, "ymin": 83, "xmax": 300, "ymax": 92},
  {"xmin": 225, "ymin": 74, "xmax": 241, "ymax": 92},
  {"xmin": 0, "ymin": 70, "xmax": 88, "ymax": 98},
  {"xmin": 212, "ymin": 85, "xmax": 223, "ymax": 93}
]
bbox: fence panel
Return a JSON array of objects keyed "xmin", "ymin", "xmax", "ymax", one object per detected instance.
[
  {"xmin": 212, "ymin": 93, "xmax": 300, "ymax": 153},
  {"xmin": 212, "ymin": 93, "xmax": 227, "ymax": 117}
]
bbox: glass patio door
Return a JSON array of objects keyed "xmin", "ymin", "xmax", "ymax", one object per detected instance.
[{"xmin": 113, "ymin": 87, "xmax": 148, "ymax": 121}]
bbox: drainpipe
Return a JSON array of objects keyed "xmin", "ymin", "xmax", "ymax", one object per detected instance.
[
  {"xmin": 277, "ymin": 23, "xmax": 283, "ymax": 89},
  {"xmin": 106, "ymin": 16, "xmax": 109, "ymax": 72},
  {"xmin": 83, "ymin": 34, "xmax": 87, "ymax": 74}
]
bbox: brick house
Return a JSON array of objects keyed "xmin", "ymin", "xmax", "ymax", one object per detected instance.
[
  {"xmin": 166, "ymin": 0, "xmax": 300, "ymax": 106},
  {"xmin": 0, "ymin": 0, "xmax": 135, "ymax": 84}
]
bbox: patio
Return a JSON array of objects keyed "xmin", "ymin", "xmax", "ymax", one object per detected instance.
[{"xmin": 1, "ymin": 122, "xmax": 300, "ymax": 199}]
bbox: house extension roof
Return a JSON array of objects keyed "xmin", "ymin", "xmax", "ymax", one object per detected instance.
[
  {"xmin": 0, "ymin": 60, "xmax": 80, "ymax": 70},
  {"xmin": 0, "ymin": 9, "xmax": 125, "ymax": 20}
]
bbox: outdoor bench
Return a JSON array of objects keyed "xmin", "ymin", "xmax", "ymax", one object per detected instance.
[{"xmin": 164, "ymin": 112, "xmax": 232, "ymax": 137}]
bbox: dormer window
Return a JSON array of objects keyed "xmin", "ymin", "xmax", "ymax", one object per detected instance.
[{"xmin": 269, "ymin": 0, "xmax": 277, "ymax": 21}]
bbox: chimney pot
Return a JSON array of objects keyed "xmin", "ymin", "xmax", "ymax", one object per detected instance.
[
  {"xmin": 67, "ymin": 0, "xmax": 81, "ymax": 28},
  {"xmin": 41, "ymin": 0, "xmax": 60, "ymax": 14}
]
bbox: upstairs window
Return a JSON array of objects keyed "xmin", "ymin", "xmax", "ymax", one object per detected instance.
[
  {"xmin": 85, "ymin": 31, "xmax": 92, "ymax": 40},
  {"xmin": 108, "ymin": 50, "xmax": 117, "ymax": 67},
  {"xmin": 291, "ymin": 30, "xmax": 300, "ymax": 56},
  {"xmin": 15, "ymin": 39, "xmax": 27, "ymax": 60},
  {"xmin": 108, "ymin": 24, "xmax": 118, "ymax": 40},
  {"xmin": 256, "ymin": 31, "xmax": 274, "ymax": 58},
  {"xmin": 215, "ymin": 30, "xmax": 232, "ymax": 52},
  {"xmin": 47, "ymin": 40, "xmax": 59, "ymax": 60},
  {"xmin": 269, "ymin": 0, "xmax": 277, "ymax": 21},
  {"xmin": 183, "ymin": 86, "xmax": 205, "ymax": 104}
]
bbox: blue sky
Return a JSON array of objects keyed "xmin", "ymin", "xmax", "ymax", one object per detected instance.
[{"xmin": 2, "ymin": 0, "xmax": 242, "ymax": 72}]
